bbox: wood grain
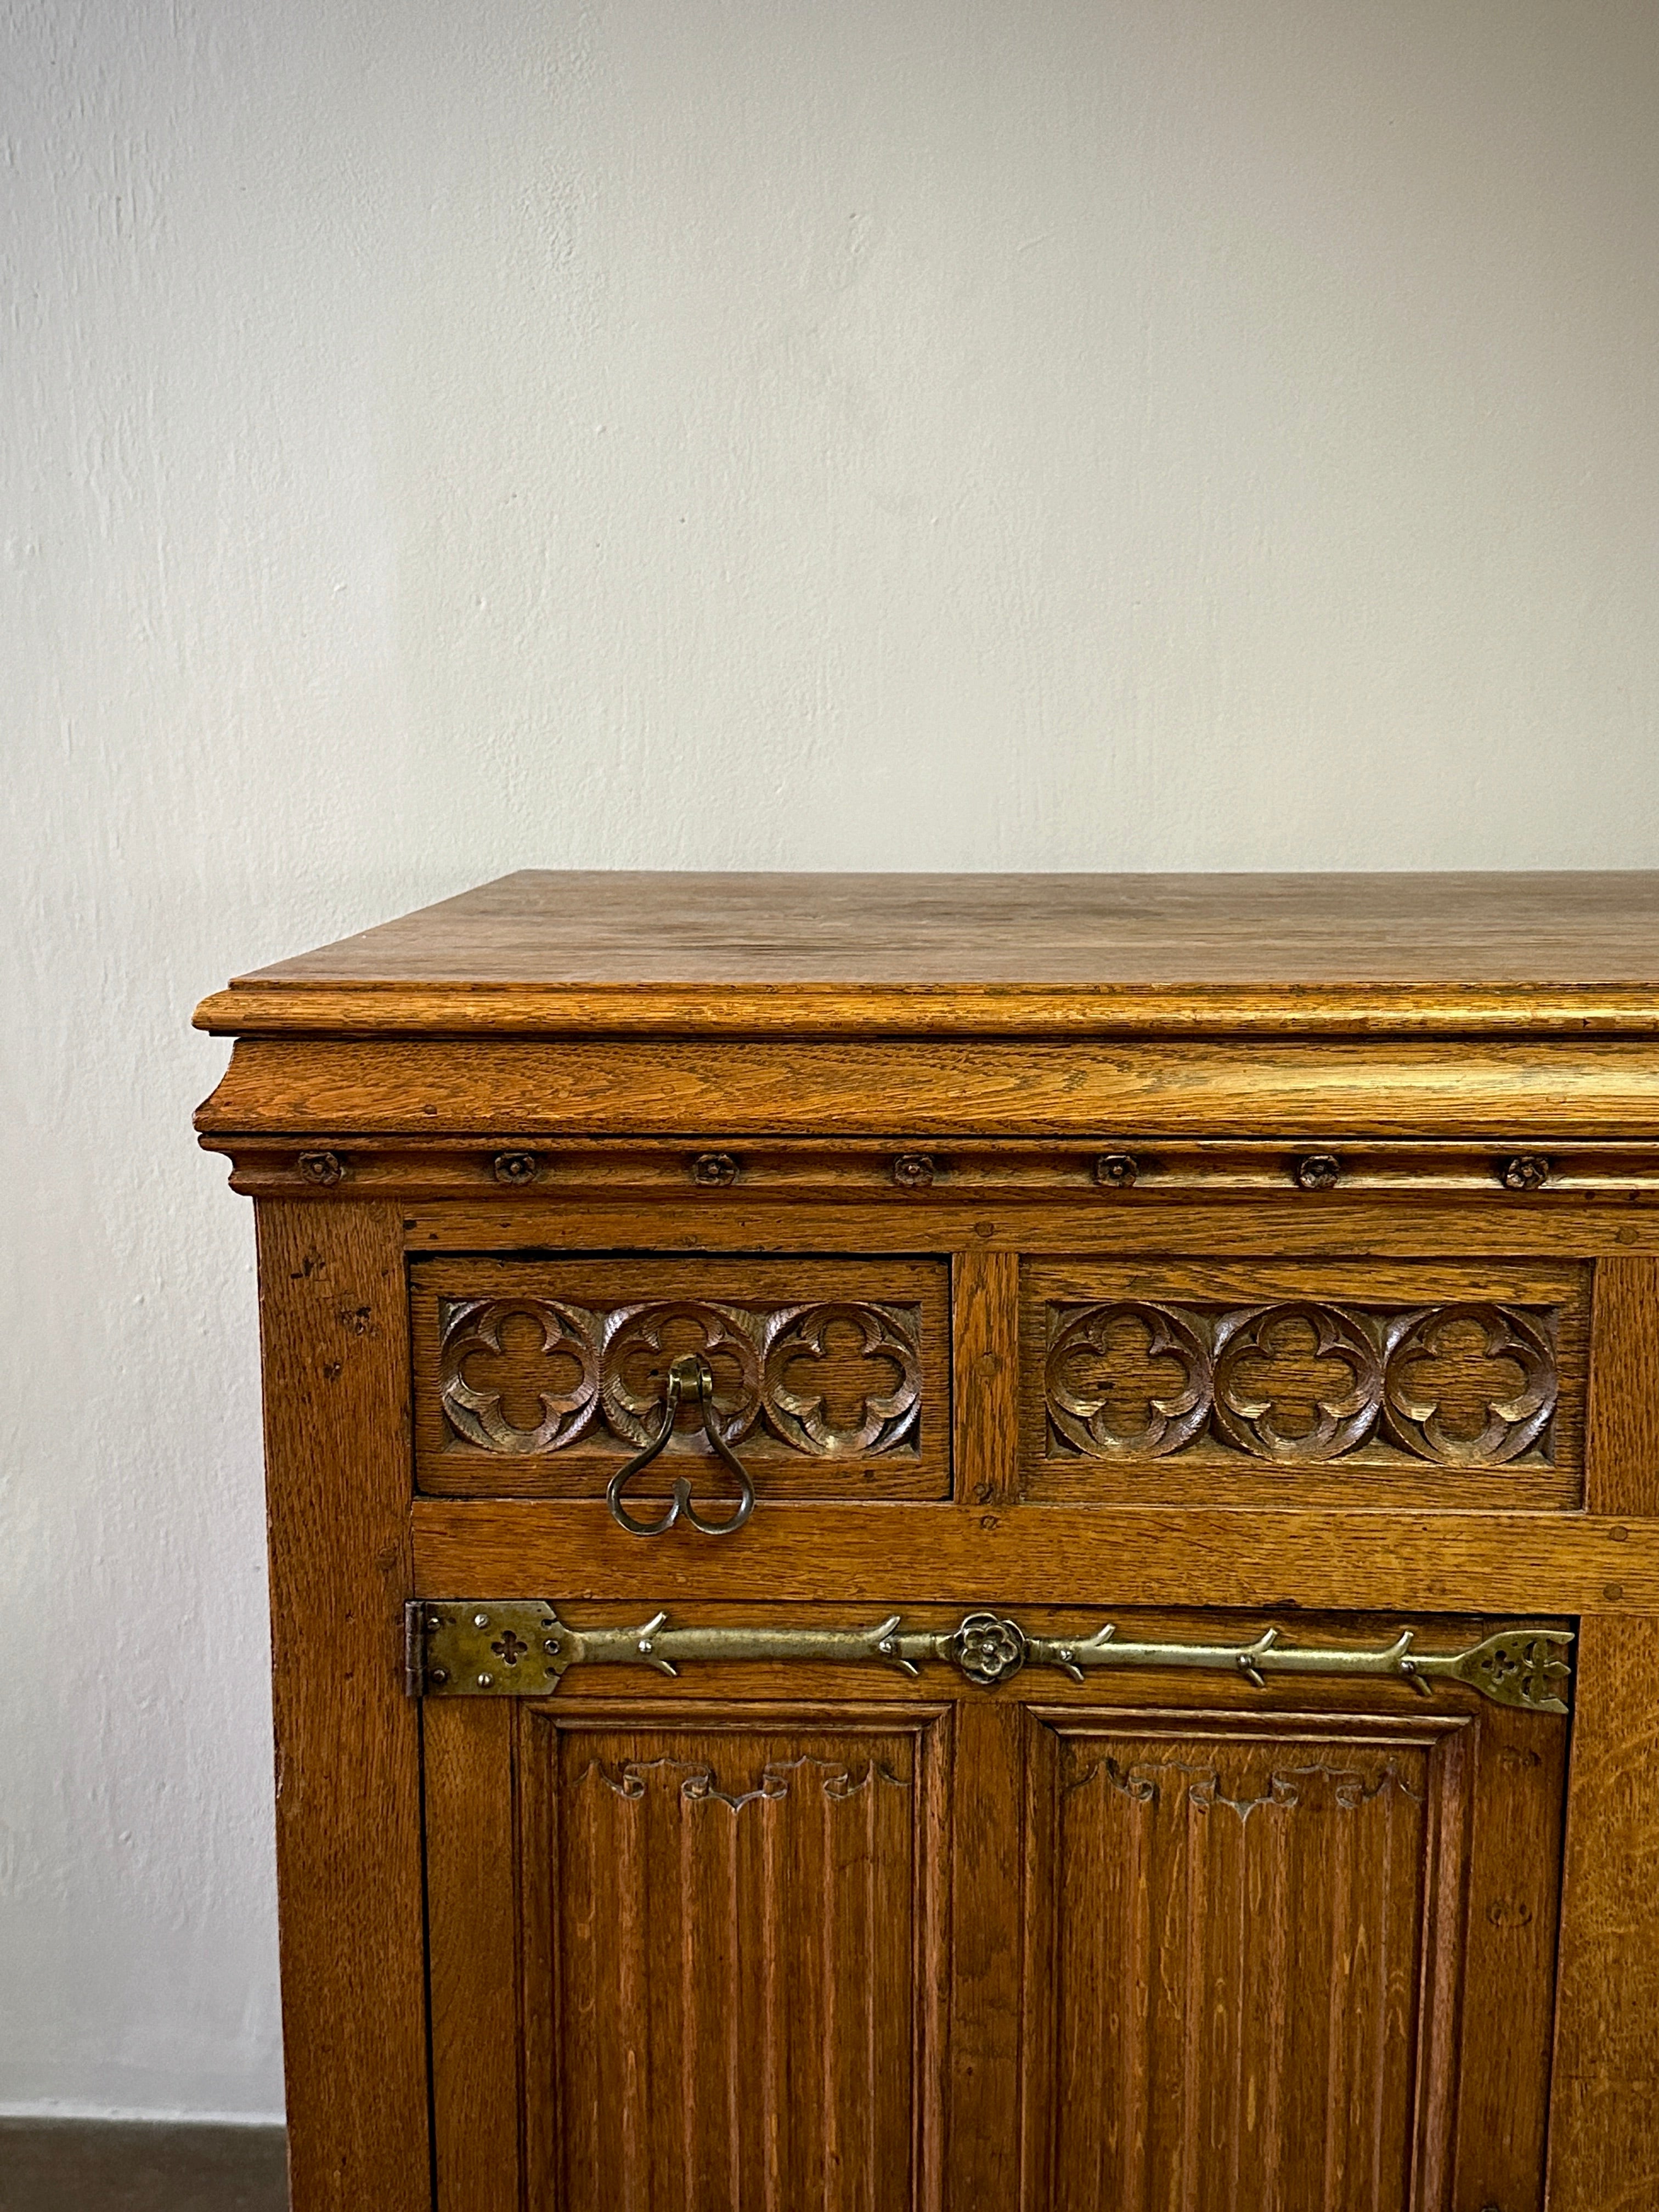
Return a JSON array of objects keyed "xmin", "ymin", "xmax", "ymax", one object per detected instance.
[
  {"xmin": 515, "ymin": 1701, "xmax": 949, "ymax": 2211},
  {"xmin": 209, "ymin": 870, "xmax": 1659, "ymax": 2209},
  {"xmin": 951, "ymin": 1248, "xmax": 1019, "ymax": 1509},
  {"xmin": 1023, "ymin": 1255, "xmax": 1589, "ymax": 1513},
  {"xmin": 945, "ymin": 1697, "xmax": 1024, "ymax": 2200},
  {"xmin": 409, "ymin": 1254, "xmax": 949, "ymax": 1502},
  {"xmin": 196, "ymin": 1033, "xmax": 1659, "ymax": 1140},
  {"xmin": 396, "ymin": 1194, "xmax": 1659, "ymax": 1261},
  {"xmin": 424, "ymin": 1700, "xmax": 522, "ymax": 2211},
  {"xmin": 207, "ymin": 1132, "xmax": 1659, "ymax": 1205},
  {"xmin": 253, "ymin": 1203, "xmax": 429, "ymax": 2212},
  {"xmin": 1448, "ymin": 1687, "xmax": 1567, "ymax": 2212},
  {"xmin": 193, "ymin": 868, "xmax": 1659, "ymax": 1036},
  {"xmin": 1023, "ymin": 1710, "xmax": 1463, "ymax": 2209},
  {"xmin": 1586, "ymin": 1256, "xmax": 1659, "ymax": 1519},
  {"xmin": 409, "ymin": 1498, "xmax": 1654, "ymax": 1614},
  {"xmin": 1547, "ymin": 1615, "xmax": 1659, "ymax": 2211}
]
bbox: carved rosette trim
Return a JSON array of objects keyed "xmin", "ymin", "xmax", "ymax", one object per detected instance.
[
  {"xmin": 1382, "ymin": 1303, "xmax": 1557, "ymax": 1465},
  {"xmin": 764, "ymin": 1301, "xmax": 922, "ymax": 1455},
  {"xmin": 1045, "ymin": 1302, "xmax": 1214, "ymax": 1458},
  {"xmin": 438, "ymin": 1295, "xmax": 924, "ymax": 1458},
  {"xmin": 1212, "ymin": 1301, "xmax": 1385, "ymax": 1463},
  {"xmin": 1046, "ymin": 1296, "xmax": 1562, "ymax": 1470},
  {"xmin": 438, "ymin": 1297, "xmax": 601, "ymax": 1454}
]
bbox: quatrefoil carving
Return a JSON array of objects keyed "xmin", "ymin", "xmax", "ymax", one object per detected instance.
[
  {"xmin": 1045, "ymin": 1303, "xmax": 1214, "ymax": 1458},
  {"xmin": 1381, "ymin": 1304, "xmax": 1556, "ymax": 1465},
  {"xmin": 1212, "ymin": 1302, "xmax": 1384, "ymax": 1463},
  {"xmin": 763, "ymin": 1302, "xmax": 922, "ymax": 1456},
  {"xmin": 439, "ymin": 1299, "xmax": 601, "ymax": 1454},
  {"xmin": 1044, "ymin": 1295, "xmax": 1562, "ymax": 1470},
  {"xmin": 438, "ymin": 1295, "xmax": 923, "ymax": 1459},
  {"xmin": 601, "ymin": 1302, "xmax": 763, "ymax": 1450}
]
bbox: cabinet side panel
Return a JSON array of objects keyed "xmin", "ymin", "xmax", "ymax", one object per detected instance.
[
  {"xmin": 255, "ymin": 1201, "xmax": 429, "ymax": 2211},
  {"xmin": 1547, "ymin": 1616, "xmax": 1659, "ymax": 2209}
]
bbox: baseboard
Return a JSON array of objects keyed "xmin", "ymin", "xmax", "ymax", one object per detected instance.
[{"xmin": 0, "ymin": 2118, "xmax": 289, "ymax": 2211}]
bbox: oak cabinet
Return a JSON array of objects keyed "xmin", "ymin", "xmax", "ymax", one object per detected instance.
[{"xmin": 195, "ymin": 871, "xmax": 1659, "ymax": 2209}]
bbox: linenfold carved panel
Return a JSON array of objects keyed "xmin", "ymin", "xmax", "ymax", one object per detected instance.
[
  {"xmin": 525, "ymin": 1712, "xmax": 945, "ymax": 2210},
  {"xmin": 1028, "ymin": 1713, "xmax": 1469, "ymax": 2209},
  {"xmin": 579, "ymin": 1749, "xmax": 912, "ymax": 1813}
]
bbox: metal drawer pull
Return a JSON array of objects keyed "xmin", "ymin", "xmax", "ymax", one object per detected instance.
[{"xmin": 606, "ymin": 1352, "xmax": 755, "ymax": 1537}]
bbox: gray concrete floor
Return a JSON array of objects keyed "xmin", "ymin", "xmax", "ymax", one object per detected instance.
[{"xmin": 0, "ymin": 2122, "xmax": 289, "ymax": 2211}]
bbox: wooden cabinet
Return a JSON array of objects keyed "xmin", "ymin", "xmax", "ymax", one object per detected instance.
[{"xmin": 195, "ymin": 871, "xmax": 1659, "ymax": 2210}]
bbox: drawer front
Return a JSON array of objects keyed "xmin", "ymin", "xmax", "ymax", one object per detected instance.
[
  {"xmin": 1023, "ymin": 1256, "xmax": 1590, "ymax": 1510},
  {"xmin": 413, "ymin": 1255, "xmax": 951, "ymax": 1499}
]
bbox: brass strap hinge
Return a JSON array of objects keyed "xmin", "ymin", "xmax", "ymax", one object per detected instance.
[
  {"xmin": 402, "ymin": 1603, "xmax": 1572, "ymax": 1714},
  {"xmin": 404, "ymin": 1600, "xmax": 428, "ymax": 1700}
]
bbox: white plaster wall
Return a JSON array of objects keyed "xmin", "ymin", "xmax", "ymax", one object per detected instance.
[{"xmin": 4, "ymin": 0, "xmax": 1658, "ymax": 2120}]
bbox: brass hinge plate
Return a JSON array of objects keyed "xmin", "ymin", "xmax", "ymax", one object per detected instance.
[{"xmin": 404, "ymin": 1604, "xmax": 1572, "ymax": 1714}]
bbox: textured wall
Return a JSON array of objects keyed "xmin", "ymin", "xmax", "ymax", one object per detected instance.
[{"xmin": 4, "ymin": 0, "xmax": 1658, "ymax": 2120}]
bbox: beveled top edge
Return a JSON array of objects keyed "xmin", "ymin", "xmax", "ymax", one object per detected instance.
[
  {"xmin": 192, "ymin": 979, "xmax": 1659, "ymax": 1039},
  {"xmin": 194, "ymin": 870, "xmax": 1659, "ymax": 1037}
]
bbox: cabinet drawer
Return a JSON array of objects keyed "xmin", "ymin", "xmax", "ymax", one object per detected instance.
[
  {"xmin": 1023, "ymin": 1256, "xmax": 1590, "ymax": 1510},
  {"xmin": 412, "ymin": 1255, "xmax": 950, "ymax": 1499}
]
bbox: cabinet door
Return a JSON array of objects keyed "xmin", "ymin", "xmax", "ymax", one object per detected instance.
[
  {"xmin": 422, "ymin": 1610, "xmax": 1567, "ymax": 2212},
  {"xmin": 427, "ymin": 1691, "xmax": 951, "ymax": 2210}
]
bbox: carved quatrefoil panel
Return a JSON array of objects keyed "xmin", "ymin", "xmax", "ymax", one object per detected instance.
[
  {"xmin": 438, "ymin": 1300, "xmax": 600, "ymax": 1454},
  {"xmin": 1381, "ymin": 1304, "xmax": 1556, "ymax": 1465},
  {"xmin": 1046, "ymin": 1304, "xmax": 1212, "ymax": 1458},
  {"xmin": 1212, "ymin": 1302, "xmax": 1384, "ymax": 1463},
  {"xmin": 764, "ymin": 1302, "xmax": 923, "ymax": 1456},
  {"xmin": 439, "ymin": 1295, "xmax": 922, "ymax": 1458},
  {"xmin": 601, "ymin": 1301, "xmax": 764, "ymax": 1450},
  {"xmin": 1045, "ymin": 1297, "xmax": 1561, "ymax": 1469}
]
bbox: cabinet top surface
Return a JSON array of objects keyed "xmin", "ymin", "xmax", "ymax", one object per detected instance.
[{"xmin": 195, "ymin": 869, "xmax": 1659, "ymax": 1036}]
